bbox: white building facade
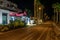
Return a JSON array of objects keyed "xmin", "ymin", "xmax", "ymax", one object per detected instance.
[
  {"xmin": 0, "ymin": 0, "xmax": 20, "ymax": 24},
  {"xmin": 0, "ymin": 9, "xmax": 11, "ymax": 24}
]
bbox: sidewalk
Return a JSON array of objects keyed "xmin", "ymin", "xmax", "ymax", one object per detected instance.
[{"xmin": 0, "ymin": 28, "xmax": 27, "ymax": 35}]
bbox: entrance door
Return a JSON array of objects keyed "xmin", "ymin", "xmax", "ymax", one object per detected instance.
[{"xmin": 2, "ymin": 13, "xmax": 7, "ymax": 24}]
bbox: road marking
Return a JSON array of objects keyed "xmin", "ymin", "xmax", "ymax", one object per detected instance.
[
  {"xmin": 27, "ymin": 32, "xmax": 40, "ymax": 40},
  {"xmin": 18, "ymin": 29, "xmax": 34, "ymax": 38},
  {"xmin": 37, "ymin": 27, "xmax": 49, "ymax": 40},
  {"xmin": 45, "ymin": 28, "xmax": 51, "ymax": 40},
  {"xmin": 21, "ymin": 32, "xmax": 36, "ymax": 40}
]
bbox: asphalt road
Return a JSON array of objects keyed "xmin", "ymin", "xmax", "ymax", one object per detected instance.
[{"xmin": 0, "ymin": 23, "xmax": 60, "ymax": 40}]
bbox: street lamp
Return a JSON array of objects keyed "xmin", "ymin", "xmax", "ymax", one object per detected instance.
[
  {"xmin": 38, "ymin": 7, "xmax": 43, "ymax": 24},
  {"xmin": 39, "ymin": 7, "xmax": 41, "ymax": 10}
]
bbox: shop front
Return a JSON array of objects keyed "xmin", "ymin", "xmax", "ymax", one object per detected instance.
[
  {"xmin": 0, "ymin": 9, "xmax": 10, "ymax": 24},
  {"xmin": 9, "ymin": 12, "xmax": 17, "ymax": 21},
  {"xmin": 9, "ymin": 11, "xmax": 27, "ymax": 21},
  {"xmin": 0, "ymin": 9, "xmax": 18, "ymax": 24}
]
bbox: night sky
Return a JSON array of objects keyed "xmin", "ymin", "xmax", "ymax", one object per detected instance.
[
  {"xmin": 8, "ymin": 0, "xmax": 34, "ymax": 11},
  {"xmin": 8, "ymin": 0, "xmax": 60, "ymax": 18},
  {"xmin": 40, "ymin": 0, "xmax": 60, "ymax": 19}
]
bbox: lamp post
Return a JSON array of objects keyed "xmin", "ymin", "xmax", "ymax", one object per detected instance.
[
  {"xmin": 38, "ymin": 7, "xmax": 41, "ymax": 19},
  {"xmin": 38, "ymin": 7, "xmax": 42, "ymax": 24},
  {"xmin": 38, "ymin": 6, "xmax": 44, "ymax": 24},
  {"xmin": 34, "ymin": 0, "xmax": 44, "ymax": 24}
]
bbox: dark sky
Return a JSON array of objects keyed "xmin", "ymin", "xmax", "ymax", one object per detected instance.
[
  {"xmin": 8, "ymin": 0, "xmax": 60, "ymax": 17},
  {"xmin": 8, "ymin": 0, "xmax": 34, "ymax": 11},
  {"xmin": 8, "ymin": 0, "xmax": 60, "ymax": 12},
  {"xmin": 40, "ymin": 0, "xmax": 60, "ymax": 17}
]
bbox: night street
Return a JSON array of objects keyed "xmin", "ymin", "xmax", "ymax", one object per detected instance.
[
  {"xmin": 0, "ymin": 22, "xmax": 60, "ymax": 40},
  {"xmin": 0, "ymin": 0, "xmax": 60, "ymax": 40}
]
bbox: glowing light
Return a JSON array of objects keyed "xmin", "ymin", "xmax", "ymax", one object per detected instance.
[{"xmin": 39, "ymin": 7, "xmax": 41, "ymax": 10}]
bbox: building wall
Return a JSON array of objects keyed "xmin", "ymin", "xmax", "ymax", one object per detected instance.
[
  {"xmin": 0, "ymin": 9, "xmax": 10, "ymax": 24},
  {"xmin": 0, "ymin": 12, "xmax": 2, "ymax": 24}
]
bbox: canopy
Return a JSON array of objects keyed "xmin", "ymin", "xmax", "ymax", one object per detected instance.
[{"xmin": 10, "ymin": 11, "xmax": 27, "ymax": 16}]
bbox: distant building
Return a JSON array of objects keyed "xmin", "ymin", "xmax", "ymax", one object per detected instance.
[{"xmin": 0, "ymin": 0, "xmax": 21, "ymax": 24}]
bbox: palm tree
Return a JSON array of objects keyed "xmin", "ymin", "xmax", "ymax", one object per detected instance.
[
  {"xmin": 25, "ymin": 8, "xmax": 32, "ymax": 17},
  {"xmin": 52, "ymin": 2, "xmax": 60, "ymax": 23}
]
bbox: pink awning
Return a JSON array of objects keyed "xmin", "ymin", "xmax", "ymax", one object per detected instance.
[
  {"xmin": 10, "ymin": 11, "xmax": 27, "ymax": 16},
  {"xmin": 10, "ymin": 12, "xmax": 17, "ymax": 16},
  {"xmin": 16, "ymin": 13, "xmax": 23, "ymax": 16}
]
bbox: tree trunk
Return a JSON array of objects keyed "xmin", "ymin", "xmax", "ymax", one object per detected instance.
[{"xmin": 57, "ymin": 10, "xmax": 58, "ymax": 23}]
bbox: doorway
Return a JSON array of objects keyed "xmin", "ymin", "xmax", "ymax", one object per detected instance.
[{"xmin": 2, "ymin": 13, "xmax": 7, "ymax": 24}]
